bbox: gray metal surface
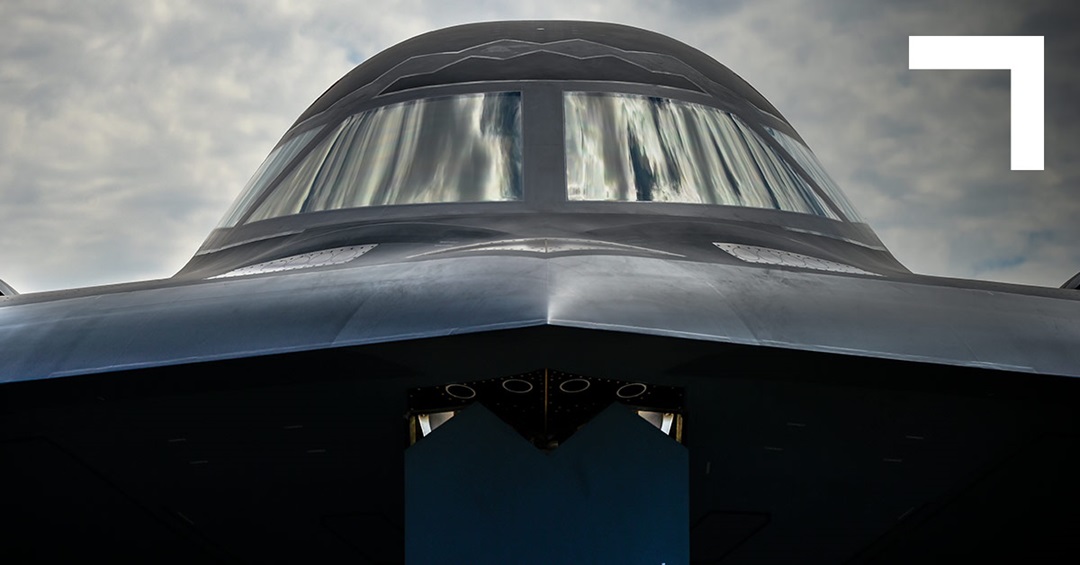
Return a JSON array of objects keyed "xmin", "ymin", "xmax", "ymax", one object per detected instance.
[{"xmin": 2, "ymin": 253, "xmax": 1078, "ymax": 383}]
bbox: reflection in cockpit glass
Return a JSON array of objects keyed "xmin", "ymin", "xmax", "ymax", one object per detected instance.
[
  {"xmin": 764, "ymin": 126, "xmax": 864, "ymax": 223},
  {"xmin": 217, "ymin": 127, "xmax": 323, "ymax": 228},
  {"xmin": 565, "ymin": 92, "xmax": 861, "ymax": 221},
  {"xmin": 242, "ymin": 92, "xmax": 522, "ymax": 224}
]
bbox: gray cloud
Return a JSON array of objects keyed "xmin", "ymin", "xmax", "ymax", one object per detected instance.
[{"xmin": 1, "ymin": 0, "xmax": 1078, "ymax": 292}]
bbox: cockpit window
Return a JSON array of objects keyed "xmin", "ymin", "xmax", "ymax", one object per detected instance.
[
  {"xmin": 564, "ymin": 92, "xmax": 848, "ymax": 220},
  {"xmin": 763, "ymin": 126, "xmax": 864, "ymax": 223},
  {"xmin": 242, "ymin": 92, "xmax": 522, "ymax": 224},
  {"xmin": 217, "ymin": 127, "xmax": 324, "ymax": 228}
]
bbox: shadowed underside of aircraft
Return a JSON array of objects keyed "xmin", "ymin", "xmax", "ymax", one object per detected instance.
[{"xmin": 2, "ymin": 20, "xmax": 1080, "ymax": 564}]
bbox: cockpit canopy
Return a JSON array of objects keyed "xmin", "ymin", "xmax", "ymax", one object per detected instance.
[
  {"xmin": 217, "ymin": 89, "xmax": 862, "ymax": 228},
  {"xmin": 184, "ymin": 21, "xmax": 893, "ymax": 281}
]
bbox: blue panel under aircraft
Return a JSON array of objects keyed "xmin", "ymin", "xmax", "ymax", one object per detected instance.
[{"xmin": 405, "ymin": 403, "xmax": 688, "ymax": 564}]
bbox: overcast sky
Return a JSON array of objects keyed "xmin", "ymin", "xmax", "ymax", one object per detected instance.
[{"xmin": 2, "ymin": 0, "xmax": 1078, "ymax": 293}]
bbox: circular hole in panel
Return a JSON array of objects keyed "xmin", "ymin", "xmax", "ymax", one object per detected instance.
[
  {"xmin": 445, "ymin": 384, "xmax": 477, "ymax": 400},
  {"xmin": 501, "ymin": 378, "xmax": 534, "ymax": 394},
  {"xmin": 559, "ymin": 378, "xmax": 591, "ymax": 393},
  {"xmin": 616, "ymin": 383, "xmax": 647, "ymax": 399}
]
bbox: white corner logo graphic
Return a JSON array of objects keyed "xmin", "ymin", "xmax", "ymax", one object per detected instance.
[{"xmin": 909, "ymin": 36, "xmax": 1044, "ymax": 171}]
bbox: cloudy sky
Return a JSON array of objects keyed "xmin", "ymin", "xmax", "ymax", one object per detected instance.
[{"xmin": 1, "ymin": 0, "xmax": 1078, "ymax": 293}]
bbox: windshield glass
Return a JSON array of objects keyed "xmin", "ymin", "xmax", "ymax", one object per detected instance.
[
  {"xmin": 565, "ymin": 92, "xmax": 857, "ymax": 221},
  {"xmin": 763, "ymin": 126, "xmax": 864, "ymax": 222},
  {"xmin": 217, "ymin": 127, "xmax": 323, "ymax": 228},
  {"xmin": 241, "ymin": 92, "xmax": 522, "ymax": 224}
]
